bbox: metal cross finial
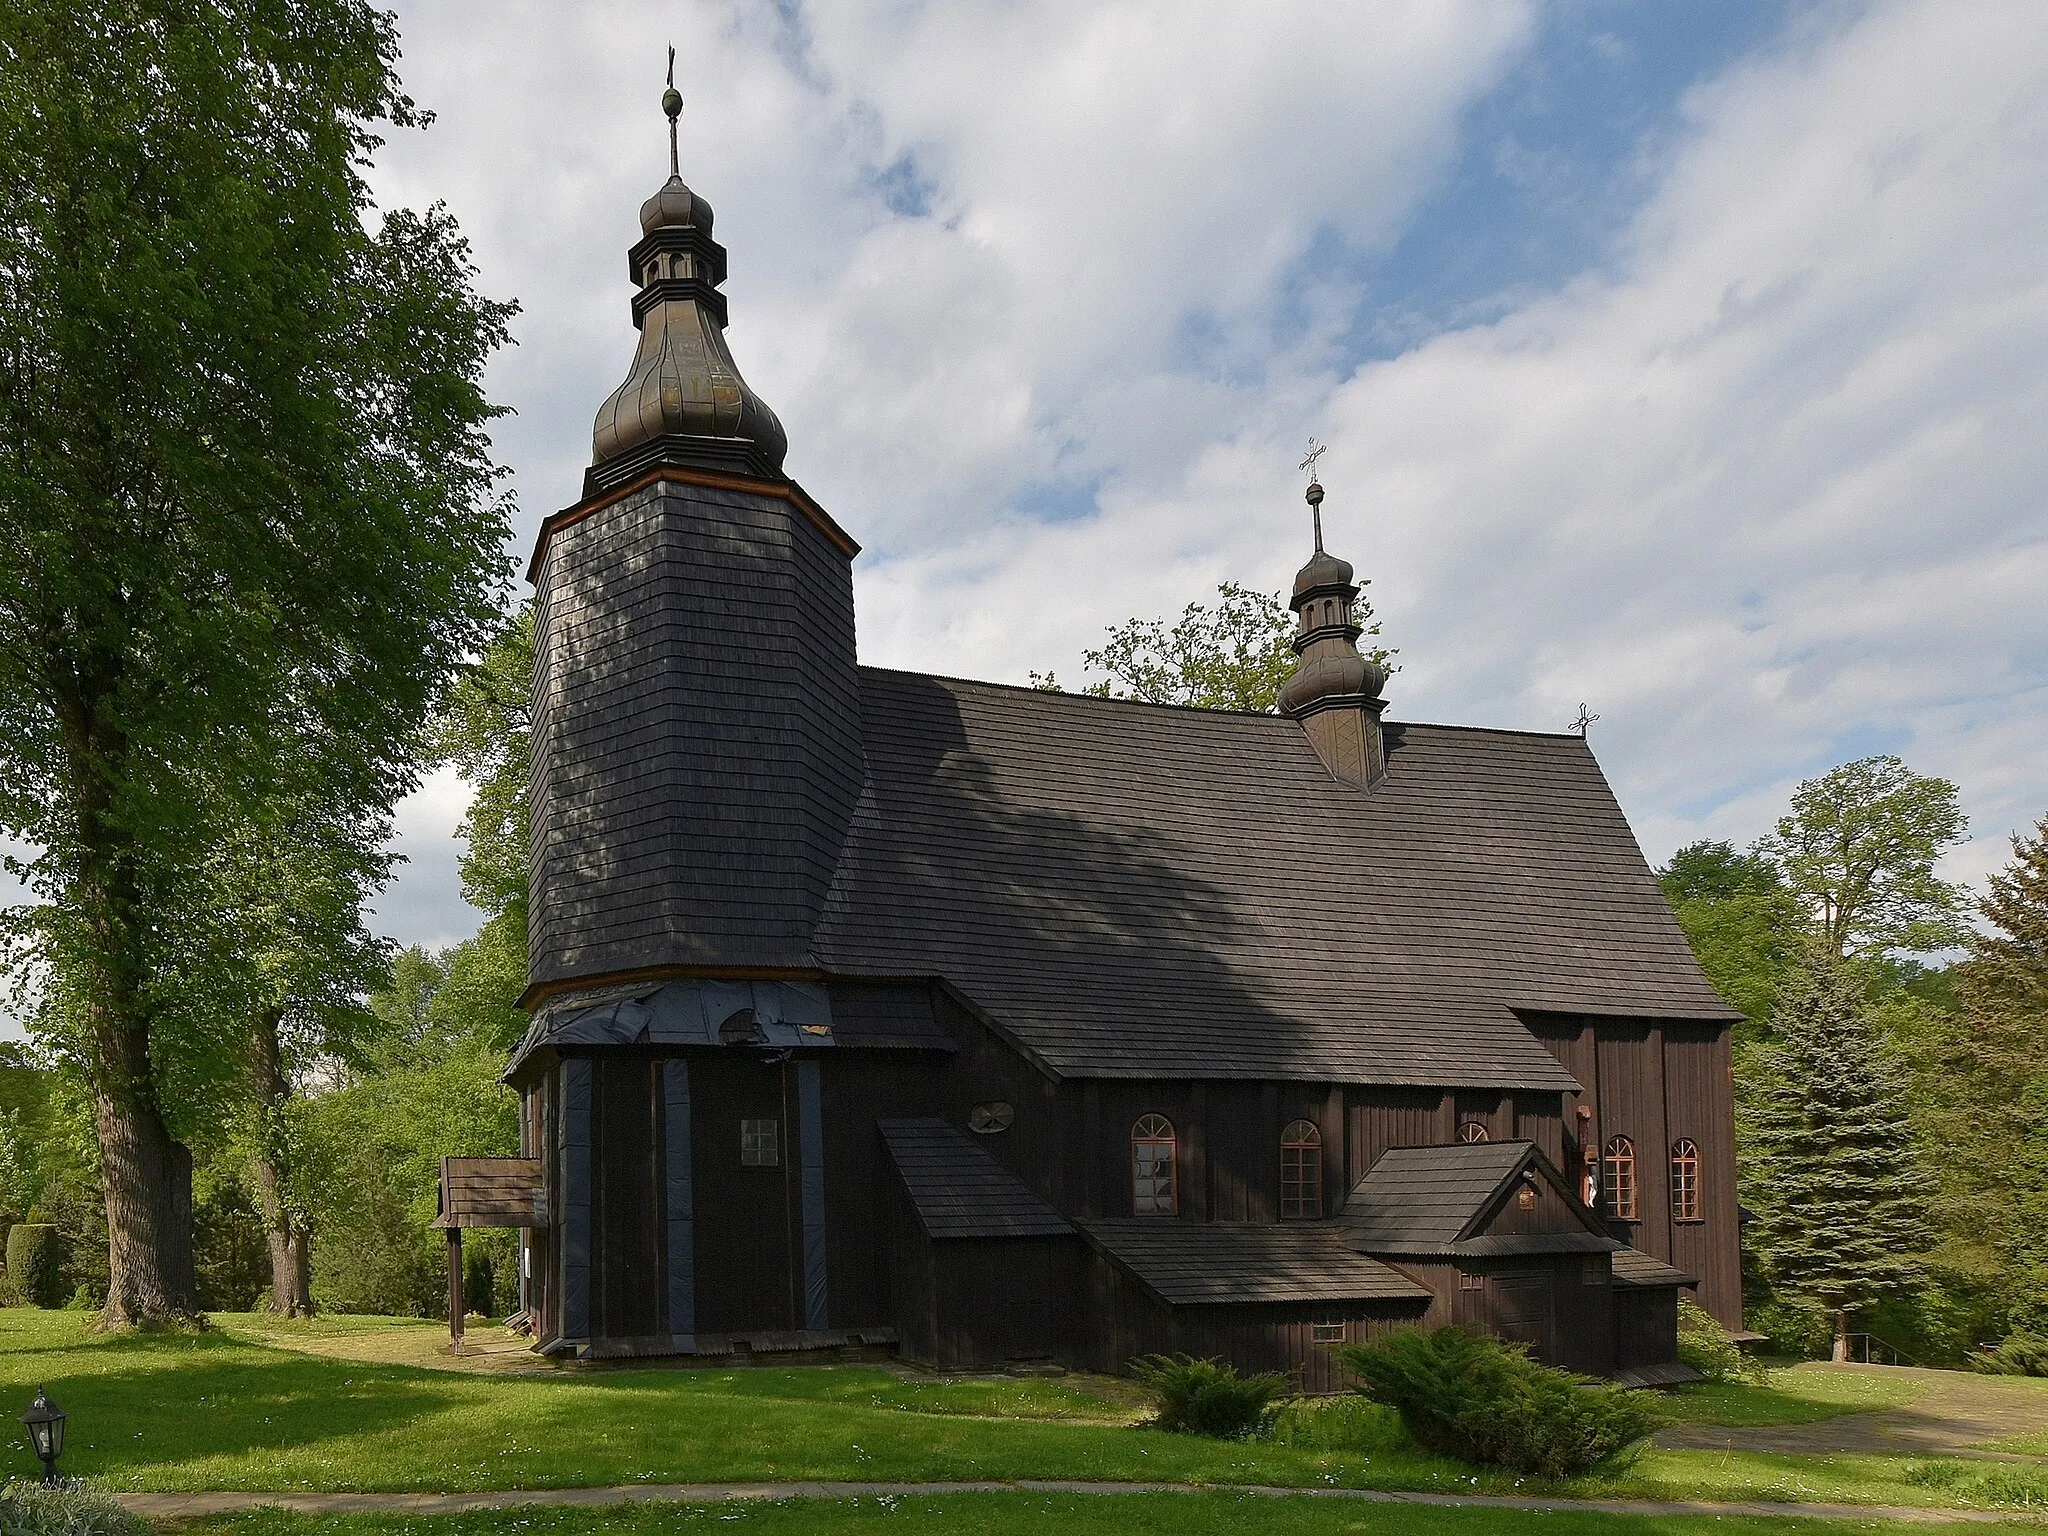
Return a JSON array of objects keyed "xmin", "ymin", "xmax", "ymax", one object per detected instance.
[
  {"xmin": 1298, "ymin": 439, "xmax": 1328, "ymax": 551},
  {"xmin": 1299, "ymin": 438, "xmax": 1327, "ymax": 482},
  {"xmin": 1572, "ymin": 702, "xmax": 1601, "ymax": 737},
  {"xmin": 663, "ymin": 46, "xmax": 684, "ymax": 178}
]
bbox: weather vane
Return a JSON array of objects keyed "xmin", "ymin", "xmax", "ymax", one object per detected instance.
[
  {"xmin": 1572, "ymin": 702, "xmax": 1600, "ymax": 737},
  {"xmin": 663, "ymin": 45, "xmax": 684, "ymax": 178}
]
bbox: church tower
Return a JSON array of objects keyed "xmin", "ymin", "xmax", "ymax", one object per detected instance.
[
  {"xmin": 1277, "ymin": 474, "xmax": 1388, "ymax": 788},
  {"xmin": 525, "ymin": 83, "xmax": 865, "ymax": 999}
]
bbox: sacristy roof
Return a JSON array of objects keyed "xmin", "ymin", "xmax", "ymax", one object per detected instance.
[{"xmin": 1079, "ymin": 1218, "xmax": 1432, "ymax": 1307}]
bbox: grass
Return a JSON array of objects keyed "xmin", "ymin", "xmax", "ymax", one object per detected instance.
[
  {"xmin": 5, "ymin": 1309, "xmax": 2048, "ymax": 1512},
  {"xmin": 1659, "ymin": 1368, "xmax": 1926, "ymax": 1428},
  {"xmin": 183, "ymin": 1497, "xmax": 2048, "ymax": 1536}
]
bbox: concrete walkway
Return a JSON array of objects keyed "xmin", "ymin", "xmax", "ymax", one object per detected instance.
[
  {"xmin": 1660, "ymin": 1367, "xmax": 2048, "ymax": 1462},
  {"xmin": 116, "ymin": 1480, "xmax": 2042, "ymax": 1525}
]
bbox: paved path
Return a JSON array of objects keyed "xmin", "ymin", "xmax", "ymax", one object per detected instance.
[
  {"xmin": 115, "ymin": 1480, "xmax": 2042, "ymax": 1525},
  {"xmin": 1660, "ymin": 1367, "xmax": 2048, "ymax": 1462}
]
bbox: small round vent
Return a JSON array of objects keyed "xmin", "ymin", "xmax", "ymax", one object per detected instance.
[{"xmin": 967, "ymin": 1101, "xmax": 1014, "ymax": 1134}]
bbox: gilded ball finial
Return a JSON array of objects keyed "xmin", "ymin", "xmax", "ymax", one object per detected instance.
[{"xmin": 663, "ymin": 85, "xmax": 683, "ymax": 121}]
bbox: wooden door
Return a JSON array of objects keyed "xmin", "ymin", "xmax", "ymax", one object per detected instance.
[{"xmin": 689, "ymin": 1055, "xmax": 798, "ymax": 1333}]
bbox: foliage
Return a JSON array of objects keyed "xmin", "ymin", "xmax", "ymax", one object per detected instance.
[
  {"xmin": 1741, "ymin": 950, "xmax": 1936, "ymax": 1346},
  {"xmin": 0, "ymin": 0, "xmax": 514, "ymax": 1321},
  {"xmin": 0, "ymin": 1480, "xmax": 140, "ymax": 1536},
  {"xmin": 1333, "ymin": 1325, "xmax": 1665, "ymax": 1478},
  {"xmin": 1753, "ymin": 757, "xmax": 1971, "ymax": 959},
  {"xmin": 4, "ymin": 1225, "xmax": 63, "ymax": 1308},
  {"xmin": 1973, "ymin": 1331, "xmax": 2048, "ymax": 1377},
  {"xmin": 1267, "ymin": 1395, "xmax": 1411, "ymax": 1453},
  {"xmin": 437, "ymin": 605, "xmax": 534, "ymax": 926},
  {"xmin": 1657, "ymin": 841, "xmax": 1804, "ymax": 1030},
  {"xmin": 1676, "ymin": 1296, "xmax": 1767, "ymax": 1384},
  {"xmin": 1127, "ymin": 1354, "xmax": 1289, "ymax": 1439},
  {"xmin": 1032, "ymin": 581, "xmax": 1393, "ymax": 713}
]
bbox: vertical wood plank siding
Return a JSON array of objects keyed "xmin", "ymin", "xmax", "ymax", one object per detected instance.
[{"xmin": 661, "ymin": 1061, "xmax": 694, "ymax": 1338}]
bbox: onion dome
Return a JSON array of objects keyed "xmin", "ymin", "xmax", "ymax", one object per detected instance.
[
  {"xmin": 586, "ymin": 83, "xmax": 788, "ymax": 493},
  {"xmin": 1277, "ymin": 478, "xmax": 1388, "ymax": 716}
]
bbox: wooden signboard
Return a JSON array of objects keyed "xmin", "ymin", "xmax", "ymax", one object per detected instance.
[
  {"xmin": 435, "ymin": 1156, "xmax": 547, "ymax": 1229},
  {"xmin": 435, "ymin": 1156, "xmax": 546, "ymax": 1353}
]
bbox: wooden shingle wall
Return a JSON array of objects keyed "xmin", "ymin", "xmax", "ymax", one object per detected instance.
[{"xmin": 528, "ymin": 478, "xmax": 862, "ymax": 987}]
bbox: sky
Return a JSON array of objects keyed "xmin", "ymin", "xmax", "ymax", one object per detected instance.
[{"xmin": 47, "ymin": 0, "xmax": 2048, "ymax": 989}]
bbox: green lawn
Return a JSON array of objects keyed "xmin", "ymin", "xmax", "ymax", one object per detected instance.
[
  {"xmin": 1659, "ymin": 1368, "xmax": 1925, "ymax": 1428},
  {"xmin": 4, "ymin": 1309, "xmax": 2047, "ymax": 1512},
  {"xmin": 186, "ymin": 1497, "xmax": 2048, "ymax": 1536}
]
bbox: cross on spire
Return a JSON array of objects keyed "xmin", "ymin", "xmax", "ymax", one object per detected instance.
[
  {"xmin": 663, "ymin": 46, "xmax": 684, "ymax": 178},
  {"xmin": 1299, "ymin": 438, "xmax": 1327, "ymax": 551}
]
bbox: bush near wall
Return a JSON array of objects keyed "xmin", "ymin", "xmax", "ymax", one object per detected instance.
[
  {"xmin": 1334, "ymin": 1325, "xmax": 1666, "ymax": 1479},
  {"xmin": 5, "ymin": 1225, "xmax": 64, "ymax": 1308}
]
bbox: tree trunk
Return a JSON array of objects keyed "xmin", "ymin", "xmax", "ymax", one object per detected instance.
[
  {"xmin": 64, "ymin": 688, "xmax": 198, "ymax": 1328},
  {"xmin": 249, "ymin": 1006, "xmax": 314, "ymax": 1318},
  {"xmin": 93, "ymin": 1004, "xmax": 197, "ymax": 1326},
  {"xmin": 1832, "ymin": 1308, "xmax": 1850, "ymax": 1362}
]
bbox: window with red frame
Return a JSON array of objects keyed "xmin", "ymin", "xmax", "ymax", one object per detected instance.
[
  {"xmin": 1280, "ymin": 1119, "xmax": 1322, "ymax": 1219},
  {"xmin": 1603, "ymin": 1135, "xmax": 1638, "ymax": 1221},
  {"xmin": 1670, "ymin": 1138, "xmax": 1702, "ymax": 1222},
  {"xmin": 1132, "ymin": 1114, "xmax": 1177, "ymax": 1215}
]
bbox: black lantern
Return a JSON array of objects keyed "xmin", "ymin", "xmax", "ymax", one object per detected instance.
[{"xmin": 20, "ymin": 1387, "xmax": 64, "ymax": 1486}]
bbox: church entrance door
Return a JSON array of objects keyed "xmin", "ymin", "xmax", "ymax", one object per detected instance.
[{"xmin": 690, "ymin": 1055, "xmax": 799, "ymax": 1333}]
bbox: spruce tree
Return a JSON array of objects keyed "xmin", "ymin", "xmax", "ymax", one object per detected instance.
[{"xmin": 1742, "ymin": 949, "xmax": 1936, "ymax": 1358}]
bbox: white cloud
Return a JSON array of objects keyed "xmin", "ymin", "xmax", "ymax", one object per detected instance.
[{"xmin": 359, "ymin": 0, "xmax": 2048, "ymax": 955}]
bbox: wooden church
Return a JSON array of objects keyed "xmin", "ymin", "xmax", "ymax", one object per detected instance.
[{"xmin": 501, "ymin": 92, "xmax": 1746, "ymax": 1386}]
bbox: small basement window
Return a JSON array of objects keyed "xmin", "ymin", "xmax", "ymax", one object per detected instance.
[
  {"xmin": 741, "ymin": 1118, "xmax": 780, "ymax": 1167},
  {"xmin": 1582, "ymin": 1256, "xmax": 1606, "ymax": 1285},
  {"xmin": 1311, "ymin": 1321, "xmax": 1346, "ymax": 1343}
]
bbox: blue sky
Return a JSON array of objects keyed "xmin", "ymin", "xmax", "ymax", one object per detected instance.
[
  {"xmin": 15, "ymin": 1, "xmax": 2038, "ymax": 1031},
  {"xmin": 336, "ymin": 0, "xmax": 2048, "ymax": 960}
]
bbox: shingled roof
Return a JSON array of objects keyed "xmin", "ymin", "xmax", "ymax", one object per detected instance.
[
  {"xmin": 1340, "ymin": 1140, "xmax": 1619, "ymax": 1256},
  {"xmin": 1611, "ymin": 1247, "xmax": 1698, "ymax": 1288},
  {"xmin": 1080, "ymin": 1219, "xmax": 1432, "ymax": 1307},
  {"xmin": 879, "ymin": 1118, "xmax": 1073, "ymax": 1239},
  {"xmin": 811, "ymin": 670, "xmax": 1733, "ymax": 1087}
]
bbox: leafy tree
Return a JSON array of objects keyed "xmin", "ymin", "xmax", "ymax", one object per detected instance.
[
  {"xmin": 1754, "ymin": 757, "xmax": 1970, "ymax": 960},
  {"xmin": 439, "ymin": 606, "xmax": 534, "ymax": 927},
  {"xmin": 0, "ymin": 2, "xmax": 513, "ymax": 1323},
  {"xmin": 1741, "ymin": 948, "xmax": 1937, "ymax": 1358},
  {"xmin": 1918, "ymin": 814, "xmax": 2048, "ymax": 1329},
  {"xmin": 1033, "ymin": 581, "xmax": 1393, "ymax": 713},
  {"xmin": 1658, "ymin": 841, "xmax": 1804, "ymax": 1029}
]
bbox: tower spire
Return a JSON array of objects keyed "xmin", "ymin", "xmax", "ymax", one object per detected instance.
[
  {"xmin": 584, "ymin": 61, "xmax": 788, "ymax": 491},
  {"xmin": 1276, "ymin": 463, "xmax": 1389, "ymax": 789},
  {"xmin": 663, "ymin": 46, "xmax": 682, "ymax": 178}
]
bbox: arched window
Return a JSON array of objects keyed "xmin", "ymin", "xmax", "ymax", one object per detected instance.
[
  {"xmin": 1603, "ymin": 1135, "xmax": 1638, "ymax": 1221},
  {"xmin": 1132, "ymin": 1114, "xmax": 1177, "ymax": 1216},
  {"xmin": 1457, "ymin": 1119, "xmax": 1490, "ymax": 1143},
  {"xmin": 1280, "ymin": 1120, "xmax": 1322, "ymax": 1219},
  {"xmin": 1671, "ymin": 1138, "xmax": 1701, "ymax": 1223}
]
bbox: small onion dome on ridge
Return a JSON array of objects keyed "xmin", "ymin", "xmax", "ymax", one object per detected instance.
[
  {"xmin": 1277, "ymin": 645, "xmax": 1387, "ymax": 715},
  {"xmin": 1292, "ymin": 547, "xmax": 1354, "ymax": 598}
]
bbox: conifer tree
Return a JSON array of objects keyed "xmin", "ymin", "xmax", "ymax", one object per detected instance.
[{"xmin": 1742, "ymin": 948, "xmax": 1936, "ymax": 1359}]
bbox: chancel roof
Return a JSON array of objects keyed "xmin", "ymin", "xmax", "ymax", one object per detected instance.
[
  {"xmin": 809, "ymin": 669, "xmax": 1735, "ymax": 1088},
  {"xmin": 1340, "ymin": 1141, "xmax": 1619, "ymax": 1257}
]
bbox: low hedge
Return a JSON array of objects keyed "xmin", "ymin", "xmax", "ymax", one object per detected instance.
[
  {"xmin": 5, "ymin": 1226, "xmax": 64, "ymax": 1309},
  {"xmin": 1333, "ymin": 1324, "xmax": 1666, "ymax": 1478}
]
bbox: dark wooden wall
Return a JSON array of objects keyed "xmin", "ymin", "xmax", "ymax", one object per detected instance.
[
  {"xmin": 1526, "ymin": 1013, "xmax": 1742, "ymax": 1327},
  {"xmin": 1078, "ymin": 1251, "xmax": 1429, "ymax": 1393},
  {"xmin": 527, "ymin": 477, "xmax": 864, "ymax": 987},
  {"xmin": 1398, "ymin": 1256, "xmax": 1615, "ymax": 1377},
  {"xmin": 1614, "ymin": 1288, "xmax": 1681, "ymax": 1371}
]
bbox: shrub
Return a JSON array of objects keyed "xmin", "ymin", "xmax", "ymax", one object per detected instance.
[
  {"xmin": 1973, "ymin": 1331, "xmax": 2048, "ymax": 1377},
  {"xmin": 1127, "ymin": 1354, "xmax": 1289, "ymax": 1439},
  {"xmin": 5, "ymin": 1226, "xmax": 64, "ymax": 1309},
  {"xmin": 1269, "ymin": 1394, "xmax": 1410, "ymax": 1453},
  {"xmin": 1677, "ymin": 1296, "xmax": 1768, "ymax": 1383},
  {"xmin": 0, "ymin": 1480, "xmax": 142, "ymax": 1536},
  {"xmin": 463, "ymin": 1247, "xmax": 496, "ymax": 1318},
  {"xmin": 1332, "ymin": 1324, "xmax": 1667, "ymax": 1478}
]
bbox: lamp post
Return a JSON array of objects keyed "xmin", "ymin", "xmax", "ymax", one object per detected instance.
[{"xmin": 20, "ymin": 1387, "xmax": 65, "ymax": 1486}]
